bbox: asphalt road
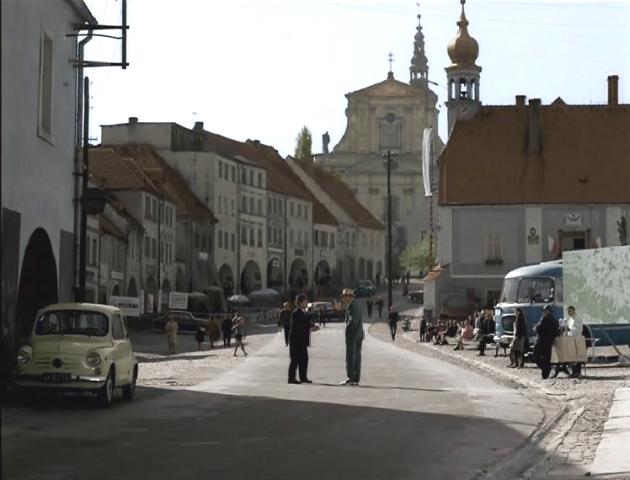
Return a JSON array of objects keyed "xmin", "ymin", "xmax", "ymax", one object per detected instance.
[{"xmin": 2, "ymin": 300, "xmax": 552, "ymax": 480}]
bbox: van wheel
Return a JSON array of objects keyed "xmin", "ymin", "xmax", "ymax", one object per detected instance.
[
  {"xmin": 122, "ymin": 366, "xmax": 137, "ymax": 400},
  {"xmin": 98, "ymin": 368, "xmax": 115, "ymax": 407}
]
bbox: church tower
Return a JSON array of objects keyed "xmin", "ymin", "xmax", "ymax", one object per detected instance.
[
  {"xmin": 410, "ymin": 13, "xmax": 429, "ymax": 88},
  {"xmin": 445, "ymin": 0, "xmax": 481, "ymax": 135}
]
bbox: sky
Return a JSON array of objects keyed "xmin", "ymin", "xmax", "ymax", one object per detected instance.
[{"xmin": 84, "ymin": 0, "xmax": 630, "ymax": 157}]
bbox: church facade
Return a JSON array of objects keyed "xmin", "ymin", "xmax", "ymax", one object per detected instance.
[{"xmin": 315, "ymin": 13, "xmax": 442, "ymax": 277}]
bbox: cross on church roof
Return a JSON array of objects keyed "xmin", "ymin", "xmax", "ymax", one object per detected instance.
[{"xmin": 388, "ymin": 52, "xmax": 394, "ymax": 73}]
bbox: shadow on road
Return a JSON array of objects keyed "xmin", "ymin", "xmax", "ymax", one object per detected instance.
[{"xmin": 2, "ymin": 385, "xmax": 586, "ymax": 480}]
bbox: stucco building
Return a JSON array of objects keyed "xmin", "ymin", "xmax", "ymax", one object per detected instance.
[{"xmin": 315, "ymin": 13, "xmax": 443, "ymax": 275}]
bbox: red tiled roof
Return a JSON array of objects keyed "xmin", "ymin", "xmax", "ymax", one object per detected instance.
[
  {"xmin": 89, "ymin": 148, "xmax": 160, "ymax": 194},
  {"xmin": 439, "ymin": 103, "xmax": 630, "ymax": 205},
  {"xmin": 294, "ymin": 157, "xmax": 384, "ymax": 230},
  {"xmin": 102, "ymin": 145, "xmax": 217, "ymax": 222}
]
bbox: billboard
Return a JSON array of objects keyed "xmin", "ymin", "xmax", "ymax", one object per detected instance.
[
  {"xmin": 110, "ymin": 296, "xmax": 141, "ymax": 317},
  {"xmin": 563, "ymin": 246, "xmax": 630, "ymax": 324}
]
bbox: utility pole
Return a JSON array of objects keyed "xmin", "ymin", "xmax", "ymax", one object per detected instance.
[
  {"xmin": 387, "ymin": 151, "xmax": 393, "ymax": 310},
  {"xmin": 78, "ymin": 77, "xmax": 90, "ymax": 302}
]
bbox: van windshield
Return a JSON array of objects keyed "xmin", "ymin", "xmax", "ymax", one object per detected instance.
[
  {"xmin": 516, "ymin": 278, "xmax": 555, "ymax": 304},
  {"xmin": 35, "ymin": 310, "xmax": 108, "ymax": 337},
  {"xmin": 500, "ymin": 279, "xmax": 519, "ymax": 303}
]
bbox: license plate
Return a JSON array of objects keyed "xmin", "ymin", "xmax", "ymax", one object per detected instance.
[{"xmin": 42, "ymin": 373, "xmax": 72, "ymax": 383}]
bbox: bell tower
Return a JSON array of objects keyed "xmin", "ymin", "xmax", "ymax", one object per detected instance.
[{"xmin": 445, "ymin": 0, "xmax": 482, "ymax": 135}]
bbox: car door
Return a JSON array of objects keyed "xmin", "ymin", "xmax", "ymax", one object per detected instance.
[{"xmin": 111, "ymin": 314, "xmax": 132, "ymax": 385}]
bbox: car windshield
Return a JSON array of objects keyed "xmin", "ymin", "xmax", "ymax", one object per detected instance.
[
  {"xmin": 500, "ymin": 278, "xmax": 519, "ymax": 303},
  {"xmin": 516, "ymin": 277, "xmax": 555, "ymax": 304},
  {"xmin": 35, "ymin": 310, "xmax": 109, "ymax": 337}
]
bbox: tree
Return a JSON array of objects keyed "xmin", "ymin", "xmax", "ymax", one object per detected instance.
[
  {"xmin": 294, "ymin": 126, "xmax": 312, "ymax": 160},
  {"xmin": 399, "ymin": 237, "xmax": 436, "ymax": 275}
]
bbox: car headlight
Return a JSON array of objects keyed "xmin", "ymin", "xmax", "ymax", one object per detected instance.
[
  {"xmin": 17, "ymin": 346, "xmax": 32, "ymax": 365},
  {"xmin": 86, "ymin": 352, "xmax": 102, "ymax": 367}
]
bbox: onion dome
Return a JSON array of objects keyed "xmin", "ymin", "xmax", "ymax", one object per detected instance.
[{"xmin": 447, "ymin": 0, "xmax": 479, "ymax": 68}]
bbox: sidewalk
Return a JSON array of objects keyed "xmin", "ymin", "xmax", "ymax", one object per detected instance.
[{"xmin": 589, "ymin": 387, "xmax": 630, "ymax": 478}]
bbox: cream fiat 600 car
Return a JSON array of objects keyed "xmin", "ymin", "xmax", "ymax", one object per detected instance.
[{"xmin": 14, "ymin": 303, "xmax": 138, "ymax": 407}]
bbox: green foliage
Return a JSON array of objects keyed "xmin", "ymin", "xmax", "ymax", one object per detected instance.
[
  {"xmin": 294, "ymin": 126, "xmax": 313, "ymax": 160},
  {"xmin": 399, "ymin": 237, "xmax": 436, "ymax": 274}
]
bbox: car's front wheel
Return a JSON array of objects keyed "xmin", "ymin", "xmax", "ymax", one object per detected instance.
[
  {"xmin": 97, "ymin": 368, "xmax": 115, "ymax": 408},
  {"xmin": 122, "ymin": 366, "xmax": 137, "ymax": 400}
]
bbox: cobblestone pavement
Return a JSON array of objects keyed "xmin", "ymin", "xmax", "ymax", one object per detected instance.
[
  {"xmin": 368, "ymin": 309, "xmax": 630, "ymax": 480},
  {"xmin": 130, "ymin": 321, "xmax": 282, "ymax": 389}
]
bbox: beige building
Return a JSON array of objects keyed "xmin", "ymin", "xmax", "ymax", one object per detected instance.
[{"xmin": 315, "ymin": 13, "xmax": 443, "ymax": 275}]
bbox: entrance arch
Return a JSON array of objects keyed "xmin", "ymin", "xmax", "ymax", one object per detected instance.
[
  {"xmin": 127, "ymin": 277, "xmax": 138, "ymax": 297},
  {"xmin": 219, "ymin": 264, "xmax": 234, "ymax": 297},
  {"xmin": 161, "ymin": 278, "xmax": 171, "ymax": 312},
  {"xmin": 266, "ymin": 257, "xmax": 283, "ymax": 291},
  {"xmin": 111, "ymin": 284, "xmax": 120, "ymax": 298},
  {"xmin": 145, "ymin": 276, "xmax": 157, "ymax": 313},
  {"xmin": 16, "ymin": 228, "xmax": 58, "ymax": 338},
  {"xmin": 314, "ymin": 260, "xmax": 331, "ymax": 287},
  {"xmin": 289, "ymin": 258, "xmax": 308, "ymax": 291},
  {"xmin": 240, "ymin": 261, "xmax": 261, "ymax": 295}
]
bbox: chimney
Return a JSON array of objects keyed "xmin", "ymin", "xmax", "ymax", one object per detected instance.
[
  {"xmin": 128, "ymin": 116, "xmax": 138, "ymax": 125},
  {"xmin": 515, "ymin": 95, "xmax": 526, "ymax": 106},
  {"xmin": 528, "ymin": 98, "xmax": 542, "ymax": 154},
  {"xmin": 193, "ymin": 121, "xmax": 204, "ymax": 131},
  {"xmin": 608, "ymin": 75, "xmax": 619, "ymax": 105}
]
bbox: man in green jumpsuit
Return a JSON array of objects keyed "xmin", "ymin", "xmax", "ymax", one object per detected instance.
[{"xmin": 341, "ymin": 288, "xmax": 364, "ymax": 386}]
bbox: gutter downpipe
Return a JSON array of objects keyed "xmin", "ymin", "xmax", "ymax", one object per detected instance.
[{"xmin": 74, "ymin": 30, "xmax": 93, "ymax": 301}]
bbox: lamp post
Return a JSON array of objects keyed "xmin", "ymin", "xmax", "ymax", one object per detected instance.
[{"xmin": 384, "ymin": 150, "xmax": 393, "ymax": 310}]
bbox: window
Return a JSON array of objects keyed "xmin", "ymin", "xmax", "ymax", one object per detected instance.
[
  {"xmin": 379, "ymin": 114, "xmax": 401, "ymax": 151},
  {"xmin": 249, "ymin": 170, "xmax": 254, "ymax": 186},
  {"xmin": 144, "ymin": 236, "xmax": 150, "ymax": 257},
  {"xmin": 268, "ymin": 198, "xmax": 272, "ymax": 213},
  {"xmin": 112, "ymin": 314, "xmax": 124, "ymax": 340},
  {"xmin": 231, "ymin": 166, "xmax": 236, "ymax": 182},
  {"xmin": 258, "ymin": 229, "xmax": 263, "ymax": 247},
  {"xmin": 298, "ymin": 231, "xmax": 303, "ymax": 244},
  {"xmin": 305, "ymin": 206, "xmax": 309, "ymax": 220},
  {"xmin": 485, "ymin": 233, "xmax": 503, "ymax": 261},
  {"xmin": 258, "ymin": 172, "xmax": 262, "ymax": 187},
  {"xmin": 249, "ymin": 198, "xmax": 254, "ymax": 214},
  {"xmin": 298, "ymin": 204, "xmax": 302, "ymax": 217},
  {"xmin": 152, "ymin": 198, "xmax": 158, "ymax": 220},
  {"xmin": 219, "ymin": 162, "xmax": 223, "ymax": 179},
  {"xmin": 290, "ymin": 230, "xmax": 294, "ymax": 245},
  {"xmin": 241, "ymin": 226, "xmax": 247, "ymax": 244},
  {"xmin": 290, "ymin": 202, "xmax": 294, "ymax": 216},
  {"xmin": 152, "ymin": 238, "xmax": 157, "ymax": 259},
  {"xmin": 231, "ymin": 234, "xmax": 235, "ymax": 251},
  {"xmin": 218, "ymin": 230, "xmax": 223, "ymax": 248},
  {"xmin": 145, "ymin": 196, "xmax": 151, "ymax": 219},
  {"xmin": 314, "ymin": 230, "xmax": 319, "ymax": 246},
  {"xmin": 241, "ymin": 168, "xmax": 247, "ymax": 184},
  {"xmin": 37, "ymin": 30, "xmax": 54, "ymax": 141},
  {"xmin": 501, "ymin": 278, "xmax": 519, "ymax": 303},
  {"xmin": 224, "ymin": 232, "xmax": 228, "ymax": 249},
  {"xmin": 91, "ymin": 238, "xmax": 97, "ymax": 265},
  {"xmin": 250, "ymin": 228, "xmax": 255, "ymax": 246},
  {"xmin": 330, "ymin": 234, "xmax": 335, "ymax": 249},
  {"xmin": 258, "ymin": 199, "xmax": 262, "ymax": 216},
  {"xmin": 242, "ymin": 196, "xmax": 247, "ymax": 213},
  {"xmin": 160, "ymin": 240, "xmax": 164, "ymax": 262},
  {"xmin": 516, "ymin": 278, "xmax": 555, "ymax": 304},
  {"xmin": 322, "ymin": 231, "xmax": 328, "ymax": 248},
  {"xmin": 268, "ymin": 226, "xmax": 272, "ymax": 243}
]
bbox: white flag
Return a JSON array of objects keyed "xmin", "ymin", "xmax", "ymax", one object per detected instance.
[{"xmin": 422, "ymin": 128, "xmax": 433, "ymax": 197}]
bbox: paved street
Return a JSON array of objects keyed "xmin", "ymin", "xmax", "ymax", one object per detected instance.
[{"xmin": 3, "ymin": 309, "xmax": 553, "ymax": 480}]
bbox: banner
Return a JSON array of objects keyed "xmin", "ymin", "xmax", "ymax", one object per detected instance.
[
  {"xmin": 422, "ymin": 127, "xmax": 433, "ymax": 197},
  {"xmin": 110, "ymin": 296, "xmax": 141, "ymax": 317},
  {"xmin": 169, "ymin": 291, "xmax": 189, "ymax": 310}
]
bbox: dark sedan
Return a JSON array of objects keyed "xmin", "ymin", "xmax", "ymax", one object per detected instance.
[{"xmin": 151, "ymin": 310, "xmax": 208, "ymax": 333}]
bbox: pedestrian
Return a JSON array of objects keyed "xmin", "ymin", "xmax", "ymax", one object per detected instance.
[
  {"xmin": 340, "ymin": 288, "xmax": 364, "ymax": 386},
  {"xmin": 207, "ymin": 317, "xmax": 219, "ymax": 350},
  {"xmin": 366, "ymin": 296, "xmax": 373, "ymax": 319},
  {"xmin": 388, "ymin": 306, "xmax": 399, "ymax": 341},
  {"xmin": 277, "ymin": 302, "xmax": 292, "ymax": 347},
  {"xmin": 164, "ymin": 315, "xmax": 178, "ymax": 354},
  {"xmin": 508, "ymin": 308, "xmax": 528, "ymax": 368},
  {"xmin": 477, "ymin": 309, "xmax": 493, "ymax": 356},
  {"xmin": 195, "ymin": 325, "xmax": 206, "ymax": 351},
  {"xmin": 375, "ymin": 296, "xmax": 384, "ymax": 320},
  {"xmin": 566, "ymin": 305, "xmax": 585, "ymax": 378},
  {"xmin": 232, "ymin": 314, "xmax": 248, "ymax": 356},
  {"xmin": 533, "ymin": 305, "xmax": 560, "ymax": 379},
  {"xmin": 221, "ymin": 315, "xmax": 233, "ymax": 347},
  {"xmin": 288, "ymin": 294, "xmax": 318, "ymax": 384},
  {"xmin": 419, "ymin": 316, "xmax": 427, "ymax": 342},
  {"xmin": 406, "ymin": 271, "xmax": 411, "ymax": 284}
]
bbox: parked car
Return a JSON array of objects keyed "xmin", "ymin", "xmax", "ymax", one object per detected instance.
[
  {"xmin": 13, "ymin": 303, "xmax": 138, "ymax": 407},
  {"xmin": 354, "ymin": 280, "xmax": 376, "ymax": 298},
  {"xmin": 151, "ymin": 310, "xmax": 208, "ymax": 333},
  {"xmin": 408, "ymin": 290, "xmax": 424, "ymax": 304},
  {"xmin": 307, "ymin": 301, "xmax": 344, "ymax": 322}
]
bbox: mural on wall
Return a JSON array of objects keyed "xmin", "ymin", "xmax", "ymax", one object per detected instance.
[{"xmin": 564, "ymin": 246, "xmax": 630, "ymax": 325}]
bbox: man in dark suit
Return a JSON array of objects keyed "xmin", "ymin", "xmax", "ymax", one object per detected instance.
[
  {"xmin": 288, "ymin": 294, "xmax": 316, "ymax": 384},
  {"xmin": 534, "ymin": 305, "xmax": 560, "ymax": 379}
]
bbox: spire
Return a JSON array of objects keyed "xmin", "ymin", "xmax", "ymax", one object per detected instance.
[
  {"xmin": 387, "ymin": 52, "xmax": 395, "ymax": 79},
  {"xmin": 410, "ymin": 7, "xmax": 429, "ymax": 87}
]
